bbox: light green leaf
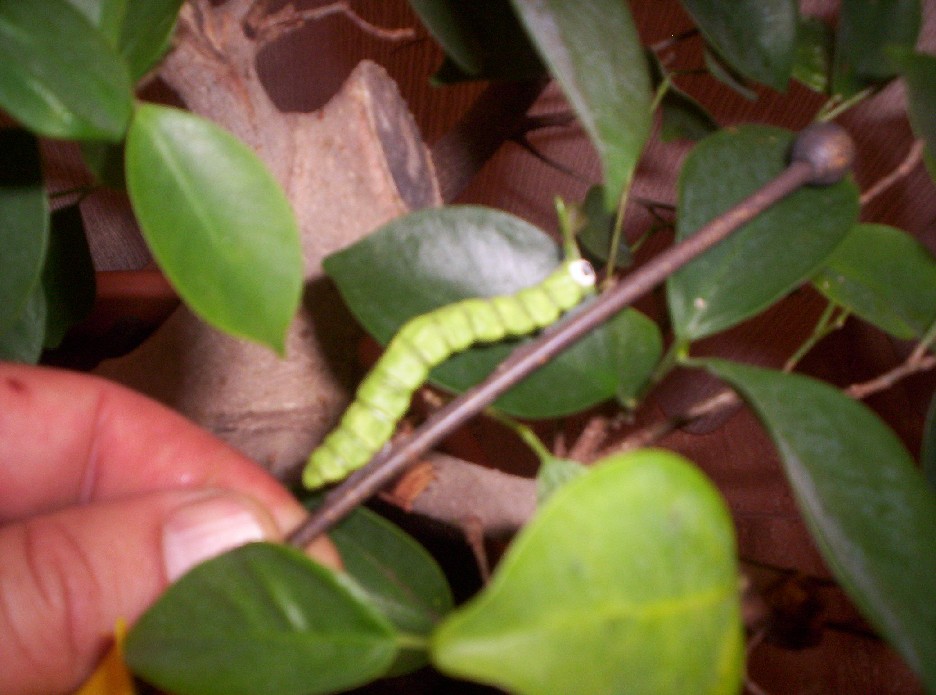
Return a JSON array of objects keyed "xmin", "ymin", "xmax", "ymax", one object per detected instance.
[
  {"xmin": 125, "ymin": 104, "xmax": 303, "ymax": 353},
  {"xmin": 535, "ymin": 456, "xmax": 585, "ymax": 504},
  {"xmin": 0, "ymin": 282, "xmax": 46, "ymax": 364},
  {"xmin": 432, "ymin": 449, "xmax": 744, "ymax": 695},
  {"xmin": 888, "ymin": 48, "xmax": 936, "ymax": 182},
  {"xmin": 666, "ymin": 125, "xmax": 859, "ymax": 341},
  {"xmin": 119, "ymin": 0, "xmax": 184, "ymax": 81},
  {"xmin": 407, "ymin": 0, "xmax": 543, "ymax": 82},
  {"xmin": 813, "ymin": 223, "xmax": 936, "ymax": 340},
  {"xmin": 125, "ymin": 543, "xmax": 398, "ymax": 695},
  {"xmin": 680, "ymin": 0, "xmax": 798, "ymax": 91},
  {"xmin": 792, "ymin": 15, "xmax": 833, "ymax": 93},
  {"xmin": 703, "ymin": 360, "xmax": 936, "ymax": 690},
  {"xmin": 510, "ymin": 0, "xmax": 652, "ymax": 209},
  {"xmin": 327, "ymin": 506, "xmax": 452, "ymax": 675},
  {"xmin": 0, "ymin": 0, "xmax": 132, "ymax": 141},
  {"xmin": 42, "ymin": 205, "xmax": 96, "ymax": 349},
  {"xmin": 324, "ymin": 206, "xmax": 662, "ymax": 418},
  {"xmin": 0, "ymin": 130, "xmax": 48, "ymax": 334},
  {"xmin": 831, "ymin": 0, "xmax": 921, "ymax": 98}
]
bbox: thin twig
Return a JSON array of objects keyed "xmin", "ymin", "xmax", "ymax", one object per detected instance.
[
  {"xmin": 860, "ymin": 139, "xmax": 926, "ymax": 206},
  {"xmin": 846, "ymin": 352, "xmax": 936, "ymax": 400},
  {"xmin": 245, "ymin": 1, "xmax": 415, "ymax": 44}
]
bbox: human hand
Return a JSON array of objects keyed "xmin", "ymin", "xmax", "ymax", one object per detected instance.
[{"xmin": 0, "ymin": 363, "xmax": 338, "ymax": 695}]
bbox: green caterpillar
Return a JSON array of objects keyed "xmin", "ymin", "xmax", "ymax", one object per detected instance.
[{"xmin": 302, "ymin": 258, "xmax": 597, "ymax": 489}]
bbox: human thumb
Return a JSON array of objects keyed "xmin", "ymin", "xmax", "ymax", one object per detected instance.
[{"xmin": 0, "ymin": 488, "xmax": 295, "ymax": 695}]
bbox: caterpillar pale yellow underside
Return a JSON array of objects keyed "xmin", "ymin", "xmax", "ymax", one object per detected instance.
[{"xmin": 302, "ymin": 258, "xmax": 597, "ymax": 489}]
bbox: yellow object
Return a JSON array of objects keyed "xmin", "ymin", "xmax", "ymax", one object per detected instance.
[{"xmin": 74, "ymin": 619, "xmax": 137, "ymax": 695}]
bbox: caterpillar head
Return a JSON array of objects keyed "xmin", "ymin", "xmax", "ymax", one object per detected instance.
[{"xmin": 568, "ymin": 258, "xmax": 597, "ymax": 288}]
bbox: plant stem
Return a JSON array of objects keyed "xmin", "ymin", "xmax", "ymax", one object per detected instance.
[{"xmin": 782, "ymin": 301, "xmax": 849, "ymax": 372}]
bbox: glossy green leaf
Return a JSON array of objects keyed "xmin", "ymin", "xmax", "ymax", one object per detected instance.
[
  {"xmin": 680, "ymin": 0, "xmax": 798, "ymax": 91},
  {"xmin": 66, "ymin": 0, "xmax": 128, "ymax": 45},
  {"xmin": 0, "ymin": 0, "xmax": 132, "ymax": 141},
  {"xmin": 407, "ymin": 0, "xmax": 543, "ymax": 82},
  {"xmin": 328, "ymin": 506, "xmax": 452, "ymax": 675},
  {"xmin": 119, "ymin": 0, "xmax": 184, "ymax": 81},
  {"xmin": 125, "ymin": 542, "xmax": 398, "ymax": 695},
  {"xmin": 125, "ymin": 104, "xmax": 303, "ymax": 353},
  {"xmin": 888, "ymin": 48, "xmax": 936, "ymax": 182},
  {"xmin": 510, "ymin": 0, "xmax": 652, "ymax": 209},
  {"xmin": 923, "ymin": 391, "xmax": 936, "ymax": 490},
  {"xmin": 0, "ymin": 130, "xmax": 48, "ymax": 334},
  {"xmin": 666, "ymin": 125, "xmax": 859, "ymax": 341},
  {"xmin": 703, "ymin": 360, "xmax": 936, "ymax": 690},
  {"xmin": 432, "ymin": 449, "xmax": 744, "ymax": 695},
  {"xmin": 0, "ymin": 283, "xmax": 46, "ymax": 364},
  {"xmin": 792, "ymin": 15, "xmax": 833, "ymax": 93},
  {"xmin": 648, "ymin": 51, "xmax": 719, "ymax": 142},
  {"xmin": 831, "ymin": 0, "xmax": 921, "ymax": 98},
  {"xmin": 41, "ymin": 205, "xmax": 96, "ymax": 348},
  {"xmin": 813, "ymin": 224, "xmax": 936, "ymax": 340},
  {"xmin": 323, "ymin": 206, "xmax": 663, "ymax": 418}
]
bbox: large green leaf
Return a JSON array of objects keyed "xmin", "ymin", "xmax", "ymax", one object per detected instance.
[
  {"xmin": 407, "ymin": 0, "xmax": 543, "ymax": 82},
  {"xmin": 703, "ymin": 360, "xmax": 936, "ymax": 690},
  {"xmin": 125, "ymin": 542, "xmax": 398, "ymax": 695},
  {"xmin": 510, "ymin": 0, "xmax": 652, "ymax": 209},
  {"xmin": 125, "ymin": 104, "xmax": 303, "ymax": 353},
  {"xmin": 813, "ymin": 223, "xmax": 936, "ymax": 340},
  {"xmin": 831, "ymin": 0, "xmax": 921, "ymax": 98},
  {"xmin": 328, "ymin": 505, "xmax": 452, "ymax": 675},
  {"xmin": 323, "ymin": 206, "xmax": 662, "ymax": 418},
  {"xmin": 119, "ymin": 0, "xmax": 184, "ymax": 81},
  {"xmin": 0, "ymin": 130, "xmax": 48, "ymax": 334},
  {"xmin": 0, "ymin": 0, "xmax": 132, "ymax": 141},
  {"xmin": 888, "ymin": 48, "xmax": 936, "ymax": 182},
  {"xmin": 41, "ymin": 205, "xmax": 96, "ymax": 349},
  {"xmin": 679, "ymin": 0, "xmax": 798, "ymax": 91},
  {"xmin": 0, "ymin": 282, "xmax": 46, "ymax": 364},
  {"xmin": 666, "ymin": 125, "xmax": 859, "ymax": 342},
  {"xmin": 431, "ymin": 449, "xmax": 743, "ymax": 695}
]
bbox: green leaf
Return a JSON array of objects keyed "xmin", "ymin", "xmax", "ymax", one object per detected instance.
[
  {"xmin": 0, "ymin": 130, "xmax": 48, "ymax": 334},
  {"xmin": 0, "ymin": 282, "xmax": 46, "ymax": 364},
  {"xmin": 328, "ymin": 506, "xmax": 452, "ymax": 675},
  {"xmin": 65, "ymin": 0, "xmax": 128, "ymax": 45},
  {"xmin": 125, "ymin": 104, "xmax": 303, "ymax": 353},
  {"xmin": 813, "ymin": 223, "xmax": 936, "ymax": 340},
  {"xmin": 831, "ymin": 0, "xmax": 921, "ymax": 98},
  {"xmin": 703, "ymin": 360, "xmax": 936, "ymax": 690},
  {"xmin": 647, "ymin": 51, "xmax": 719, "ymax": 142},
  {"xmin": 888, "ymin": 48, "xmax": 936, "ymax": 182},
  {"xmin": 119, "ymin": 0, "xmax": 184, "ymax": 81},
  {"xmin": 81, "ymin": 140, "xmax": 126, "ymax": 189},
  {"xmin": 792, "ymin": 15, "xmax": 833, "ymax": 93},
  {"xmin": 323, "ymin": 206, "xmax": 662, "ymax": 418},
  {"xmin": 923, "ymin": 391, "xmax": 936, "ymax": 491},
  {"xmin": 432, "ymin": 449, "xmax": 744, "ymax": 695},
  {"xmin": 125, "ymin": 542, "xmax": 398, "ymax": 695},
  {"xmin": 576, "ymin": 185, "xmax": 632, "ymax": 268},
  {"xmin": 535, "ymin": 456, "xmax": 585, "ymax": 504},
  {"xmin": 666, "ymin": 125, "xmax": 859, "ymax": 342},
  {"xmin": 42, "ymin": 205, "xmax": 96, "ymax": 349},
  {"xmin": 0, "ymin": 0, "xmax": 132, "ymax": 141},
  {"xmin": 407, "ymin": 0, "xmax": 543, "ymax": 82},
  {"xmin": 510, "ymin": 0, "xmax": 652, "ymax": 210},
  {"xmin": 703, "ymin": 49, "xmax": 758, "ymax": 101},
  {"xmin": 680, "ymin": 0, "xmax": 798, "ymax": 91}
]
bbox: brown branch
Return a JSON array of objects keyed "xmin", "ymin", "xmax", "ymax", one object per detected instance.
[
  {"xmin": 244, "ymin": 0, "xmax": 415, "ymax": 45},
  {"xmin": 846, "ymin": 350, "xmax": 936, "ymax": 400},
  {"xmin": 859, "ymin": 139, "xmax": 925, "ymax": 206}
]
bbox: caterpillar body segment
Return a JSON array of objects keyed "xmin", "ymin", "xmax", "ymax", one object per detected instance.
[{"xmin": 302, "ymin": 258, "xmax": 597, "ymax": 489}]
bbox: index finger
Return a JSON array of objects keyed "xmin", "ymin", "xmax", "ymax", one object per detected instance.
[{"xmin": 0, "ymin": 363, "xmax": 299, "ymax": 525}]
